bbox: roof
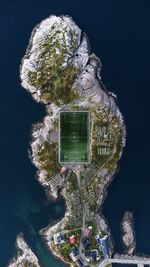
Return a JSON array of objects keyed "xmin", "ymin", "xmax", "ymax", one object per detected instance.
[
  {"xmin": 69, "ymin": 252, "xmax": 77, "ymax": 262},
  {"xmin": 85, "ymin": 228, "xmax": 91, "ymax": 236},
  {"xmin": 85, "ymin": 251, "xmax": 90, "ymax": 257},
  {"xmin": 100, "ymin": 236, "xmax": 109, "ymax": 257},
  {"xmin": 76, "ymin": 258, "xmax": 84, "ymax": 267},
  {"xmin": 91, "ymin": 250, "xmax": 98, "ymax": 262},
  {"xmin": 72, "ymin": 247, "xmax": 79, "ymax": 256},
  {"xmin": 60, "ymin": 166, "xmax": 67, "ymax": 174},
  {"xmin": 69, "ymin": 235, "xmax": 76, "ymax": 244},
  {"xmin": 54, "ymin": 232, "xmax": 65, "ymax": 244},
  {"xmin": 82, "ymin": 238, "xmax": 90, "ymax": 249}
]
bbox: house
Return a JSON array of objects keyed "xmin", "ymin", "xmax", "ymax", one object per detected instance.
[
  {"xmin": 85, "ymin": 250, "xmax": 100, "ymax": 263},
  {"xmin": 69, "ymin": 248, "xmax": 79, "ymax": 262},
  {"xmin": 85, "ymin": 225, "xmax": 92, "ymax": 236},
  {"xmin": 85, "ymin": 251, "xmax": 91, "ymax": 262},
  {"xmin": 95, "ymin": 234, "xmax": 109, "ymax": 258},
  {"xmin": 53, "ymin": 232, "xmax": 65, "ymax": 245},
  {"xmin": 59, "ymin": 166, "xmax": 67, "ymax": 175},
  {"xmin": 85, "ymin": 228, "xmax": 91, "ymax": 236},
  {"xmin": 69, "ymin": 252, "xmax": 77, "ymax": 262},
  {"xmin": 82, "ymin": 238, "xmax": 90, "ymax": 249},
  {"xmin": 100, "ymin": 236, "xmax": 109, "ymax": 258},
  {"xmin": 69, "ymin": 235, "xmax": 76, "ymax": 245},
  {"xmin": 95, "ymin": 234, "xmax": 101, "ymax": 245},
  {"xmin": 72, "ymin": 247, "xmax": 79, "ymax": 256},
  {"xmin": 90, "ymin": 249, "xmax": 99, "ymax": 262},
  {"xmin": 76, "ymin": 258, "xmax": 84, "ymax": 267}
]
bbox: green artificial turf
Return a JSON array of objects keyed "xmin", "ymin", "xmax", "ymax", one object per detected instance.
[{"xmin": 59, "ymin": 111, "xmax": 90, "ymax": 163}]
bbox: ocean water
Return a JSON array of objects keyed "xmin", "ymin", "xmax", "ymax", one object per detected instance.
[{"xmin": 0, "ymin": 0, "xmax": 150, "ymax": 266}]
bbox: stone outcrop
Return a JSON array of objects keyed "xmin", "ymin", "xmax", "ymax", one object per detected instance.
[
  {"xmin": 121, "ymin": 211, "xmax": 136, "ymax": 255},
  {"xmin": 8, "ymin": 234, "xmax": 40, "ymax": 267}
]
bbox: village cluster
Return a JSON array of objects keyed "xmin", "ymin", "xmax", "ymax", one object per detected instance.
[{"xmin": 53, "ymin": 225, "xmax": 110, "ymax": 267}]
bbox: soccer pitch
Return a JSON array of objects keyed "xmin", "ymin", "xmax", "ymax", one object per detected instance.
[{"xmin": 59, "ymin": 111, "xmax": 90, "ymax": 163}]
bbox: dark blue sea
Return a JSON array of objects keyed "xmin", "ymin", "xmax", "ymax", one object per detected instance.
[{"xmin": 0, "ymin": 0, "xmax": 150, "ymax": 266}]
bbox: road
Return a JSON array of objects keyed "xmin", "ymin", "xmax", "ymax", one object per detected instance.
[
  {"xmin": 98, "ymin": 257, "xmax": 150, "ymax": 267},
  {"xmin": 75, "ymin": 166, "xmax": 88, "ymax": 265}
]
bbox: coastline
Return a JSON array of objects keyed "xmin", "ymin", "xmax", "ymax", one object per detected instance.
[
  {"xmin": 7, "ymin": 234, "xmax": 40, "ymax": 267},
  {"xmin": 120, "ymin": 211, "xmax": 136, "ymax": 255},
  {"xmin": 17, "ymin": 14, "xmax": 126, "ymax": 267}
]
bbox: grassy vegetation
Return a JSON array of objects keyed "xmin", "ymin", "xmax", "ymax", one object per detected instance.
[
  {"xmin": 66, "ymin": 171, "xmax": 79, "ymax": 192},
  {"xmin": 36, "ymin": 141, "xmax": 60, "ymax": 176},
  {"xmin": 58, "ymin": 242, "xmax": 73, "ymax": 260},
  {"xmin": 105, "ymin": 125, "xmax": 124, "ymax": 170},
  {"xmin": 105, "ymin": 143, "xmax": 121, "ymax": 169},
  {"xmin": 89, "ymin": 235, "xmax": 100, "ymax": 250},
  {"xmin": 87, "ymin": 222, "xmax": 98, "ymax": 236},
  {"xmin": 65, "ymin": 171, "xmax": 83, "ymax": 229},
  {"xmin": 66, "ymin": 229, "xmax": 82, "ymax": 246},
  {"xmin": 82, "ymin": 235, "xmax": 100, "ymax": 257},
  {"xmin": 83, "ymin": 224, "xmax": 100, "ymax": 251},
  {"xmin": 27, "ymin": 30, "xmax": 80, "ymax": 105},
  {"xmin": 100, "ymin": 232, "xmax": 107, "ymax": 238},
  {"xmin": 55, "ymin": 229, "xmax": 82, "ymax": 262},
  {"xmin": 28, "ymin": 66, "xmax": 79, "ymax": 105}
]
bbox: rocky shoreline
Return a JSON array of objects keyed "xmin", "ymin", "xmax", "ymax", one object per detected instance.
[
  {"xmin": 8, "ymin": 234, "xmax": 40, "ymax": 267},
  {"xmin": 9, "ymin": 15, "xmax": 126, "ymax": 267},
  {"xmin": 121, "ymin": 211, "xmax": 136, "ymax": 255}
]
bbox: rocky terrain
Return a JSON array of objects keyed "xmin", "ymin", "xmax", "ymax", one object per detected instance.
[
  {"xmin": 121, "ymin": 211, "xmax": 136, "ymax": 255},
  {"xmin": 9, "ymin": 15, "xmax": 126, "ymax": 267},
  {"xmin": 8, "ymin": 234, "xmax": 40, "ymax": 267}
]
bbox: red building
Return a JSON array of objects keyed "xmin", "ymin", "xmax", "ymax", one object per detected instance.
[{"xmin": 69, "ymin": 235, "xmax": 76, "ymax": 245}]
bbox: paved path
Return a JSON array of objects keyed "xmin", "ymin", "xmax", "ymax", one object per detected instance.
[{"xmin": 98, "ymin": 257, "xmax": 150, "ymax": 267}]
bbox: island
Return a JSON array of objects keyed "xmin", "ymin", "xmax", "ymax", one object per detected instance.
[
  {"xmin": 9, "ymin": 15, "xmax": 150, "ymax": 267},
  {"xmin": 121, "ymin": 211, "xmax": 136, "ymax": 256}
]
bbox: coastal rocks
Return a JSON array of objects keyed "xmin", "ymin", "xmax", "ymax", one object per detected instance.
[
  {"xmin": 19, "ymin": 14, "xmax": 126, "ymax": 267},
  {"xmin": 8, "ymin": 234, "xmax": 40, "ymax": 267},
  {"xmin": 121, "ymin": 211, "xmax": 136, "ymax": 255},
  {"xmin": 68, "ymin": 32, "xmax": 90, "ymax": 69},
  {"xmin": 20, "ymin": 15, "xmax": 90, "ymax": 105},
  {"xmin": 30, "ymin": 103, "xmax": 61, "ymax": 184}
]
